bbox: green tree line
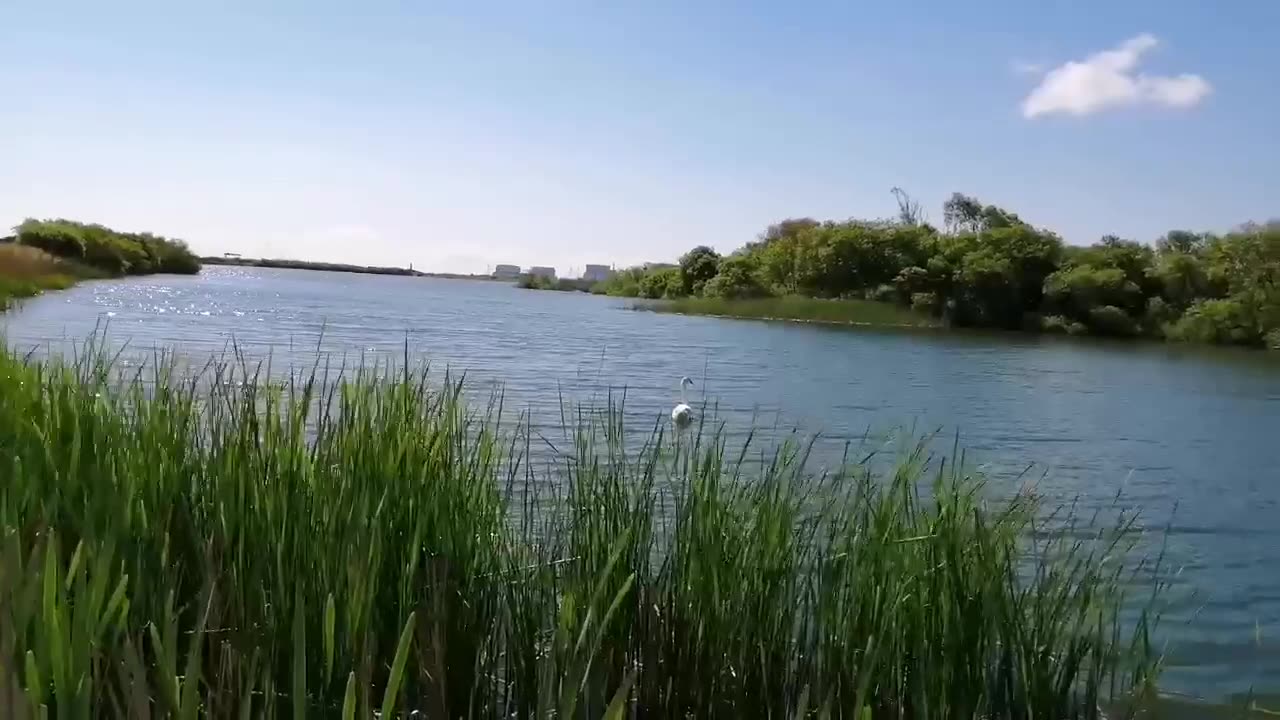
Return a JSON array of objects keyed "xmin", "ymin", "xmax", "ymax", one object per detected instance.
[
  {"xmin": 596, "ymin": 193, "xmax": 1280, "ymax": 348},
  {"xmin": 14, "ymin": 218, "xmax": 202, "ymax": 277}
]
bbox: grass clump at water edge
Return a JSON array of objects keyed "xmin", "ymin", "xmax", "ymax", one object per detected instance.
[
  {"xmin": 644, "ymin": 295, "xmax": 943, "ymax": 328},
  {"xmin": 0, "ymin": 244, "xmax": 81, "ymax": 311},
  {"xmin": 0, "ymin": 341, "xmax": 1161, "ymax": 717}
]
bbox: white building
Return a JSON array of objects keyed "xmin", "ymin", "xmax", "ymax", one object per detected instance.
[
  {"xmin": 493, "ymin": 264, "xmax": 521, "ymax": 280},
  {"xmin": 581, "ymin": 264, "xmax": 613, "ymax": 282},
  {"xmin": 527, "ymin": 266, "xmax": 556, "ymax": 279}
]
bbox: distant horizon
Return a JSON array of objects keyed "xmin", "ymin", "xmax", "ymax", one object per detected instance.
[
  {"xmin": 15, "ymin": 204, "xmax": 1274, "ymax": 279},
  {"xmin": 200, "ymin": 251, "xmax": 637, "ymax": 278},
  {"xmin": 4, "ymin": 2, "xmax": 1277, "ymax": 274}
]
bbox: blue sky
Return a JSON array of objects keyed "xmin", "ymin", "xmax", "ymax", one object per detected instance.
[{"xmin": 2, "ymin": 1, "xmax": 1276, "ymax": 274}]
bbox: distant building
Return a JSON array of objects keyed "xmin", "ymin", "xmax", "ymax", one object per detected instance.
[
  {"xmin": 223, "ymin": 252, "xmax": 242, "ymax": 259},
  {"xmin": 527, "ymin": 266, "xmax": 556, "ymax": 279},
  {"xmin": 643, "ymin": 262, "xmax": 676, "ymax": 271},
  {"xmin": 493, "ymin": 264, "xmax": 521, "ymax": 280},
  {"xmin": 581, "ymin": 264, "xmax": 613, "ymax": 282}
]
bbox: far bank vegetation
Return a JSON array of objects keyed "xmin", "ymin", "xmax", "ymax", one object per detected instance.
[
  {"xmin": 588, "ymin": 191, "xmax": 1280, "ymax": 348},
  {"xmin": 1, "ymin": 219, "xmax": 201, "ymax": 308}
]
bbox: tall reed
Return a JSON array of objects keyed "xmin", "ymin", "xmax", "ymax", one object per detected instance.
[{"xmin": 0, "ymin": 342, "xmax": 1161, "ymax": 718}]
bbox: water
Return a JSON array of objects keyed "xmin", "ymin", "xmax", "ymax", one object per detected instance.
[{"xmin": 4, "ymin": 266, "xmax": 1280, "ymax": 703}]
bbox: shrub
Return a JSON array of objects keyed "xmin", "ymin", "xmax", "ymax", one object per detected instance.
[
  {"xmin": 678, "ymin": 245, "xmax": 721, "ymax": 295},
  {"xmin": 866, "ymin": 283, "xmax": 897, "ymax": 303},
  {"xmin": 910, "ymin": 291, "xmax": 939, "ymax": 314},
  {"xmin": 1040, "ymin": 315, "xmax": 1090, "ymax": 335},
  {"xmin": 894, "ymin": 265, "xmax": 930, "ymax": 296},
  {"xmin": 1143, "ymin": 296, "xmax": 1175, "ymax": 325},
  {"xmin": 15, "ymin": 219, "xmax": 201, "ymax": 277},
  {"xmin": 16, "ymin": 222, "xmax": 86, "ymax": 258},
  {"xmin": 639, "ymin": 267, "xmax": 680, "ymax": 299},
  {"xmin": 703, "ymin": 255, "xmax": 767, "ymax": 299},
  {"xmin": 1166, "ymin": 298, "xmax": 1259, "ymax": 345},
  {"xmin": 1087, "ymin": 305, "xmax": 1140, "ymax": 337}
]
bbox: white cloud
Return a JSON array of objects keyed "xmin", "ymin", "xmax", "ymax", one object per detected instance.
[{"xmin": 1021, "ymin": 34, "xmax": 1211, "ymax": 118}]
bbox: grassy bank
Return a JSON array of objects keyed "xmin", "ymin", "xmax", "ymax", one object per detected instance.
[
  {"xmin": 0, "ymin": 341, "xmax": 1164, "ymax": 717},
  {"xmin": 0, "ymin": 244, "xmax": 82, "ymax": 310},
  {"xmin": 647, "ymin": 295, "xmax": 943, "ymax": 328}
]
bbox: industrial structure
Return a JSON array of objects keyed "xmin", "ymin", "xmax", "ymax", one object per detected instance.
[
  {"xmin": 493, "ymin": 264, "xmax": 521, "ymax": 280},
  {"xmin": 581, "ymin": 264, "xmax": 613, "ymax": 282}
]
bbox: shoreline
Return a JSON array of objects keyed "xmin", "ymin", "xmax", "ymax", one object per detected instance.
[
  {"xmin": 202, "ymin": 256, "xmax": 498, "ymax": 281},
  {"xmin": 642, "ymin": 307, "xmax": 942, "ymax": 330},
  {"xmin": 639, "ymin": 296, "xmax": 943, "ymax": 330}
]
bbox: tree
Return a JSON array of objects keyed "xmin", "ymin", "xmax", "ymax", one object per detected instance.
[
  {"xmin": 890, "ymin": 187, "xmax": 924, "ymax": 226},
  {"xmin": 1044, "ymin": 265, "xmax": 1139, "ymax": 319},
  {"xmin": 1157, "ymin": 229, "xmax": 1208, "ymax": 255},
  {"xmin": 758, "ymin": 218, "xmax": 820, "ymax": 246},
  {"xmin": 16, "ymin": 218, "xmax": 200, "ymax": 276},
  {"xmin": 679, "ymin": 245, "xmax": 721, "ymax": 296},
  {"xmin": 639, "ymin": 267, "xmax": 681, "ymax": 299},
  {"xmin": 943, "ymin": 193, "xmax": 1024, "ymax": 234},
  {"xmin": 951, "ymin": 225, "xmax": 1062, "ymax": 328},
  {"xmin": 1151, "ymin": 251, "xmax": 1213, "ymax": 311},
  {"xmin": 943, "ymin": 193, "xmax": 984, "ymax": 234},
  {"xmin": 704, "ymin": 255, "xmax": 768, "ymax": 299}
]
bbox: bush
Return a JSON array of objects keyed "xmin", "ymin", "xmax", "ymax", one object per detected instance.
[
  {"xmin": 678, "ymin": 245, "xmax": 721, "ymax": 295},
  {"xmin": 1043, "ymin": 265, "xmax": 1142, "ymax": 321},
  {"xmin": 1087, "ymin": 305, "xmax": 1139, "ymax": 337},
  {"xmin": 1040, "ymin": 315, "xmax": 1089, "ymax": 335},
  {"xmin": 517, "ymin": 274, "xmax": 554, "ymax": 290},
  {"xmin": 910, "ymin": 291, "xmax": 939, "ymax": 314},
  {"xmin": 15, "ymin": 219, "xmax": 201, "ymax": 277},
  {"xmin": 639, "ymin": 267, "xmax": 681, "ymax": 299},
  {"xmin": 894, "ymin": 265, "xmax": 930, "ymax": 297},
  {"xmin": 703, "ymin": 255, "xmax": 767, "ymax": 299},
  {"xmin": 866, "ymin": 284, "xmax": 898, "ymax": 303},
  {"xmin": 16, "ymin": 222, "xmax": 86, "ymax": 258},
  {"xmin": 1166, "ymin": 298, "xmax": 1259, "ymax": 345}
]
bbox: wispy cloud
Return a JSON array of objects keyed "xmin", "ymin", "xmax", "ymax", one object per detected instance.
[
  {"xmin": 1010, "ymin": 60, "xmax": 1044, "ymax": 76},
  {"xmin": 1021, "ymin": 34, "xmax": 1211, "ymax": 118}
]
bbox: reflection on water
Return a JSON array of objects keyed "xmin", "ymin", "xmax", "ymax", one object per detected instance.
[{"xmin": 4, "ymin": 266, "xmax": 1280, "ymax": 702}]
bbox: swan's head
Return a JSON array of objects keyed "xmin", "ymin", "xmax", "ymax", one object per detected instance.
[{"xmin": 679, "ymin": 376, "xmax": 694, "ymax": 389}]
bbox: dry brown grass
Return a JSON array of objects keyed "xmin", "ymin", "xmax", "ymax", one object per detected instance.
[
  {"xmin": 0, "ymin": 243, "xmax": 65, "ymax": 278},
  {"xmin": 0, "ymin": 243, "xmax": 77, "ymax": 308}
]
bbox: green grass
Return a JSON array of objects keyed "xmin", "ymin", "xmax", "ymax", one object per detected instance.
[
  {"xmin": 0, "ymin": 340, "xmax": 1164, "ymax": 717},
  {"xmin": 647, "ymin": 295, "xmax": 943, "ymax": 328},
  {"xmin": 0, "ymin": 274, "xmax": 76, "ymax": 310}
]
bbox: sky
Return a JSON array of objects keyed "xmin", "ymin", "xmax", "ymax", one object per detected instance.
[{"xmin": 2, "ymin": 1, "xmax": 1277, "ymax": 275}]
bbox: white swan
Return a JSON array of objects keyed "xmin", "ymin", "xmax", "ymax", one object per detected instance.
[{"xmin": 671, "ymin": 376, "xmax": 694, "ymax": 428}]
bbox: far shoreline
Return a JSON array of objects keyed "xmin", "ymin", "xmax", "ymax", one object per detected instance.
[{"xmin": 202, "ymin": 255, "xmax": 500, "ymax": 281}]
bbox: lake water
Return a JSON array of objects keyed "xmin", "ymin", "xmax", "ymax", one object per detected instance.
[{"xmin": 4, "ymin": 266, "xmax": 1279, "ymax": 703}]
